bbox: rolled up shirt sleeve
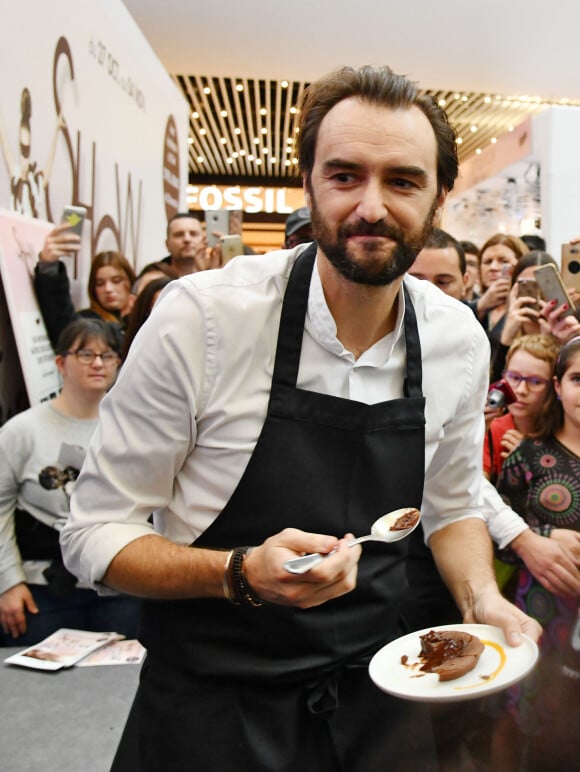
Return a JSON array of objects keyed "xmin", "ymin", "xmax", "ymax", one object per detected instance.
[{"xmin": 60, "ymin": 282, "xmax": 208, "ymax": 587}]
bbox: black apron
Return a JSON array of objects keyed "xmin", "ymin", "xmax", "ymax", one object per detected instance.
[{"xmin": 113, "ymin": 245, "xmax": 437, "ymax": 771}]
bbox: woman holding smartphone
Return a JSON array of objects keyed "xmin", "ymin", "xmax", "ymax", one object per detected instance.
[
  {"xmin": 472, "ymin": 233, "xmax": 529, "ymax": 358},
  {"xmin": 34, "ymin": 223, "xmax": 136, "ymax": 352},
  {"xmin": 489, "ymin": 251, "xmax": 558, "ymax": 382}
]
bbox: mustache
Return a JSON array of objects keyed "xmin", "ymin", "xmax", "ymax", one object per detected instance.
[{"xmin": 340, "ymin": 222, "xmax": 403, "ymax": 239}]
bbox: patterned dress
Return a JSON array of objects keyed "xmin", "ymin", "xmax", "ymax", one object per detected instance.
[{"xmin": 497, "ymin": 437, "xmax": 579, "ymax": 742}]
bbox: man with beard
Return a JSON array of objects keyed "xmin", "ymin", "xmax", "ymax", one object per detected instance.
[
  {"xmin": 61, "ymin": 65, "xmax": 540, "ymax": 772},
  {"xmin": 162, "ymin": 212, "xmax": 217, "ymax": 276}
]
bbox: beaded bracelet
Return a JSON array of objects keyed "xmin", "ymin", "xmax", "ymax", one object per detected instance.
[{"xmin": 225, "ymin": 546, "xmax": 263, "ymax": 607}]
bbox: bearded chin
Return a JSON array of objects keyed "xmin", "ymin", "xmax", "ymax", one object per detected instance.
[{"xmin": 310, "ymin": 195, "xmax": 438, "ymax": 286}]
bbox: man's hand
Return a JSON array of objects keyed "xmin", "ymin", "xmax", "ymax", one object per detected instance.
[
  {"xmin": 39, "ymin": 223, "xmax": 81, "ymax": 263},
  {"xmin": 0, "ymin": 583, "xmax": 38, "ymax": 638},
  {"xmin": 243, "ymin": 528, "xmax": 361, "ymax": 608},
  {"xmin": 511, "ymin": 528, "xmax": 580, "ymax": 599},
  {"xmin": 464, "ymin": 581, "xmax": 542, "ymax": 645}
]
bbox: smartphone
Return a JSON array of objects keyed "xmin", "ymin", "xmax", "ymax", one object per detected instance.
[
  {"xmin": 561, "ymin": 244, "xmax": 580, "ymax": 292},
  {"xmin": 61, "ymin": 205, "xmax": 87, "ymax": 237},
  {"xmin": 220, "ymin": 235, "xmax": 244, "ymax": 263},
  {"xmin": 517, "ymin": 278, "xmax": 540, "ymax": 309},
  {"xmin": 204, "ymin": 210, "xmax": 230, "ymax": 247},
  {"xmin": 534, "ymin": 263, "xmax": 577, "ymax": 317},
  {"xmin": 500, "ymin": 263, "xmax": 512, "ymax": 278}
]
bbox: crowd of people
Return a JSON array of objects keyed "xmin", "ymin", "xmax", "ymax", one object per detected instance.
[{"xmin": 1, "ymin": 62, "xmax": 578, "ymax": 771}]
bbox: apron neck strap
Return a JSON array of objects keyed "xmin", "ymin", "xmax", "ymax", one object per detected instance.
[{"xmin": 272, "ymin": 243, "xmax": 423, "ymax": 397}]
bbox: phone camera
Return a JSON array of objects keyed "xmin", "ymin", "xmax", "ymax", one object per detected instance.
[{"xmin": 567, "ymin": 259, "xmax": 580, "ymax": 275}]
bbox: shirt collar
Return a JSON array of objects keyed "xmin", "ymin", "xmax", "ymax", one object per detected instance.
[{"xmin": 305, "ymin": 256, "xmax": 406, "ymax": 365}]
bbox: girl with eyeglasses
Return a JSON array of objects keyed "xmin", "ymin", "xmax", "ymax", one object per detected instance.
[
  {"xmin": 0, "ymin": 318, "xmax": 140, "ymax": 646},
  {"xmin": 484, "ymin": 334, "xmax": 560, "ymax": 484},
  {"xmin": 493, "ymin": 337, "xmax": 580, "ymax": 769}
]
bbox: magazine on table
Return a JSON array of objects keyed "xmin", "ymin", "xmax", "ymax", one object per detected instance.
[{"xmin": 3, "ymin": 628, "xmax": 127, "ymax": 671}]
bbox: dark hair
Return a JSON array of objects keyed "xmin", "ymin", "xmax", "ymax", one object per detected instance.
[
  {"xmin": 55, "ymin": 317, "xmax": 118, "ymax": 357},
  {"xmin": 459, "ymin": 240, "xmax": 480, "ymax": 257},
  {"xmin": 167, "ymin": 212, "xmax": 201, "ymax": 238},
  {"xmin": 87, "ymin": 251, "xmax": 136, "ymax": 322},
  {"xmin": 298, "ymin": 65, "xmax": 458, "ymax": 194},
  {"xmin": 133, "ymin": 261, "xmax": 179, "ymax": 292},
  {"xmin": 520, "ymin": 234, "xmax": 546, "ymax": 252},
  {"xmin": 510, "ymin": 250, "xmax": 557, "ymax": 286},
  {"xmin": 122, "ymin": 277, "xmax": 174, "ymax": 359},
  {"xmin": 552, "ymin": 337, "xmax": 580, "ymax": 432},
  {"xmin": 423, "ymin": 228, "xmax": 466, "ymax": 274}
]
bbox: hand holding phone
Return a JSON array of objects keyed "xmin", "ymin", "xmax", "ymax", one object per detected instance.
[
  {"xmin": 516, "ymin": 278, "xmax": 540, "ymax": 310},
  {"xmin": 61, "ymin": 205, "xmax": 87, "ymax": 237},
  {"xmin": 219, "ymin": 235, "xmax": 244, "ymax": 263},
  {"xmin": 204, "ymin": 210, "xmax": 230, "ymax": 247},
  {"xmin": 534, "ymin": 264, "xmax": 576, "ymax": 318}
]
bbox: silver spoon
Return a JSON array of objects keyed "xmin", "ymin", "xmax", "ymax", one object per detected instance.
[{"xmin": 283, "ymin": 508, "xmax": 421, "ymax": 574}]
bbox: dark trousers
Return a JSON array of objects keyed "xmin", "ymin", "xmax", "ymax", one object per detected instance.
[{"xmin": 0, "ymin": 585, "xmax": 141, "ymax": 647}]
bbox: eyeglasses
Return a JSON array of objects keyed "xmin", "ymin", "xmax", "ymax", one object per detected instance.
[
  {"xmin": 503, "ymin": 370, "xmax": 549, "ymax": 391},
  {"xmin": 65, "ymin": 348, "xmax": 119, "ymax": 365}
]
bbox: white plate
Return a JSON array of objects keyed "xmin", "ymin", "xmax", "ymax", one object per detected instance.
[{"xmin": 369, "ymin": 623, "xmax": 539, "ymax": 702}]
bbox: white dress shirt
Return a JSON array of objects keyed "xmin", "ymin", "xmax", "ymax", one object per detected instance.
[{"xmin": 61, "ymin": 247, "xmax": 491, "ymax": 588}]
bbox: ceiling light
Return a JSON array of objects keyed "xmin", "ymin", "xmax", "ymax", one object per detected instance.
[
  {"xmin": 292, "ymin": 158, "xmax": 298, "ymax": 165},
  {"xmin": 461, "ymin": 95, "xmax": 468, "ymax": 102},
  {"xmin": 221, "ymin": 110, "xmax": 228, "ymax": 117},
  {"xmin": 226, "ymin": 158, "xmax": 233, "ymax": 164},
  {"xmin": 285, "ymin": 160, "xmax": 291, "ymax": 166},
  {"xmin": 260, "ymin": 108, "xmax": 267, "ymax": 116},
  {"xmin": 261, "ymin": 128, "xmax": 267, "ymax": 134},
  {"xmin": 475, "ymin": 148, "xmax": 482, "ymax": 154},
  {"xmin": 199, "ymin": 128, "xmax": 207, "ymax": 135},
  {"xmin": 234, "ymin": 128, "xmax": 241, "ymax": 135},
  {"xmin": 187, "ymin": 137, "xmax": 194, "ymax": 145},
  {"xmin": 253, "ymin": 138, "xmax": 260, "ymax": 144},
  {"xmin": 438, "ymin": 99, "xmax": 446, "ymax": 107},
  {"xmin": 256, "ymin": 158, "xmax": 263, "ymax": 165},
  {"xmin": 484, "ymin": 97, "xmax": 491, "ymax": 104},
  {"xmin": 197, "ymin": 156, "xmax": 204, "ymax": 163},
  {"xmin": 239, "ymin": 149, "xmax": 246, "ymax": 156},
  {"xmin": 232, "ymin": 152, "xmax": 239, "ymax": 158},
  {"xmin": 248, "ymin": 154, "xmax": 254, "ymax": 161},
  {"xmin": 203, "ymin": 87, "xmax": 211, "ymax": 95},
  {"xmin": 289, "ymin": 106, "xmax": 297, "ymax": 114},
  {"xmin": 192, "ymin": 111, "xmax": 199, "ymax": 119},
  {"xmin": 263, "ymin": 148, "xmax": 268, "ymax": 154},
  {"xmin": 490, "ymin": 137, "xmax": 497, "ymax": 144},
  {"xmin": 456, "ymin": 137, "xmax": 463, "ymax": 145},
  {"xmin": 281, "ymin": 81, "xmax": 288, "ymax": 88},
  {"xmin": 270, "ymin": 157, "xmax": 277, "ymax": 163},
  {"xmin": 236, "ymin": 83, "xmax": 244, "ymax": 92},
  {"xmin": 220, "ymin": 137, "xmax": 227, "ymax": 144},
  {"xmin": 470, "ymin": 125, "xmax": 478, "ymax": 132}
]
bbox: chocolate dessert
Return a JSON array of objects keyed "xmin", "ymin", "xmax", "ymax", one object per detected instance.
[
  {"xmin": 417, "ymin": 629, "xmax": 484, "ymax": 681},
  {"xmin": 390, "ymin": 508, "xmax": 420, "ymax": 531}
]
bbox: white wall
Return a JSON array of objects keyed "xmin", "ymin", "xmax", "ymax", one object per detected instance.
[{"xmin": 0, "ymin": 0, "xmax": 189, "ymax": 288}]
